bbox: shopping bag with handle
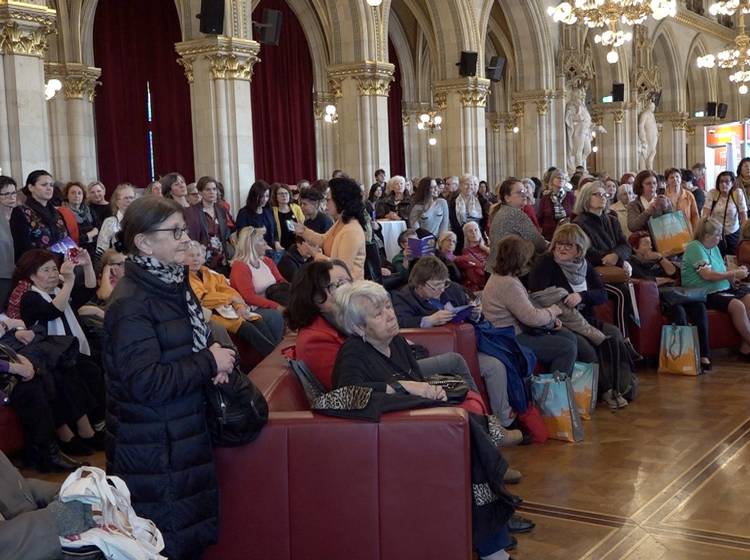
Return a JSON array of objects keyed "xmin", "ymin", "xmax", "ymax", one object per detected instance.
[
  {"xmin": 530, "ymin": 372, "xmax": 584, "ymax": 442},
  {"xmin": 658, "ymin": 324, "xmax": 701, "ymax": 376},
  {"xmin": 571, "ymin": 362, "xmax": 599, "ymax": 420}
]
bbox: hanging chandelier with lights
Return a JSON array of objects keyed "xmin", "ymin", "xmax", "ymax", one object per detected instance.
[
  {"xmin": 417, "ymin": 111, "xmax": 442, "ymax": 145},
  {"xmin": 698, "ymin": 2, "xmax": 750, "ymax": 94},
  {"xmin": 547, "ymin": 0, "xmax": 677, "ymax": 64}
]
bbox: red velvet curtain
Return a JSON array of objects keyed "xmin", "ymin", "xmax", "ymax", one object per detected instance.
[
  {"xmin": 93, "ymin": 0, "xmax": 194, "ymax": 191},
  {"xmin": 388, "ymin": 40, "xmax": 405, "ymax": 176},
  {"xmin": 251, "ymin": 0, "xmax": 316, "ymax": 184}
]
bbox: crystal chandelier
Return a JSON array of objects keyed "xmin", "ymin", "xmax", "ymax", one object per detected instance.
[
  {"xmin": 547, "ymin": 1, "xmax": 677, "ymax": 64},
  {"xmin": 697, "ymin": 6, "xmax": 750, "ymax": 94},
  {"xmin": 417, "ymin": 111, "xmax": 442, "ymax": 145}
]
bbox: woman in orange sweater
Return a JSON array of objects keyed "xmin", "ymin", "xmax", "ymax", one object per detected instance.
[
  {"xmin": 187, "ymin": 242, "xmax": 281, "ymax": 355},
  {"xmin": 229, "ymin": 226, "xmax": 286, "ymax": 337}
]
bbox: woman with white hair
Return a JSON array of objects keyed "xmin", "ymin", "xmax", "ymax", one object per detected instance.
[
  {"xmin": 332, "ymin": 280, "xmax": 523, "ymax": 560},
  {"xmin": 374, "ymin": 175, "xmax": 412, "ymax": 221},
  {"xmin": 448, "ymin": 174, "xmax": 485, "ymax": 253},
  {"xmin": 610, "ymin": 183, "xmax": 635, "ymax": 237}
]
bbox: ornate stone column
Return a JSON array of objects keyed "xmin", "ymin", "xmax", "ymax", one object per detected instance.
[
  {"xmin": 511, "ymin": 90, "xmax": 557, "ymax": 178},
  {"xmin": 654, "ymin": 111, "xmax": 689, "ymax": 170},
  {"xmin": 432, "ymin": 77, "xmax": 490, "ymax": 179},
  {"xmin": 46, "ymin": 62, "xmax": 100, "ymax": 183},
  {"xmin": 175, "ymin": 36, "xmax": 259, "ymax": 211},
  {"xmin": 589, "ymin": 102, "xmax": 637, "ymax": 178},
  {"xmin": 313, "ymin": 92, "xmax": 338, "ymax": 181},
  {"xmin": 327, "ymin": 61, "xmax": 394, "ymax": 184},
  {"xmin": 485, "ymin": 113, "xmax": 502, "ymax": 188},
  {"xmin": 0, "ymin": 1, "xmax": 56, "ymax": 180}
]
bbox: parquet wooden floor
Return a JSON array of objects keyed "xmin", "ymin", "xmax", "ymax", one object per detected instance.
[
  {"xmin": 505, "ymin": 355, "xmax": 750, "ymax": 559},
  {"xmin": 15, "ymin": 356, "xmax": 750, "ymax": 559}
]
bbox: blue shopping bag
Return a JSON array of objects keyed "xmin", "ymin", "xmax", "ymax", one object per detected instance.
[
  {"xmin": 530, "ymin": 372, "xmax": 584, "ymax": 442},
  {"xmin": 571, "ymin": 362, "xmax": 599, "ymax": 420}
]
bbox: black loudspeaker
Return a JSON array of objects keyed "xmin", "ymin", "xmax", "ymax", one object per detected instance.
[
  {"xmin": 255, "ymin": 9, "xmax": 283, "ymax": 46},
  {"xmin": 197, "ymin": 0, "xmax": 224, "ymax": 35},
  {"xmin": 612, "ymin": 83, "xmax": 625, "ymax": 102},
  {"xmin": 486, "ymin": 56, "xmax": 506, "ymax": 82},
  {"xmin": 706, "ymin": 102, "xmax": 717, "ymax": 117},
  {"xmin": 718, "ymin": 102, "xmax": 728, "ymax": 119},
  {"xmin": 457, "ymin": 51, "xmax": 478, "ymax": 77}
]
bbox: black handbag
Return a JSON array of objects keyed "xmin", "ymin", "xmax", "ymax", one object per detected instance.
[
  {"xmin": 425, "ymin": 374, "xmax": 470, "ymax": 404},
  {"xmin": 658, "ymin": 286, "xmax": 707, "ymax": 307},
  {"xmin": 205, "ymin": 365, "xmax": 268, "ymax": 447},
  {"xmin": 0, "ymin": 344, "xmax": 21, "ymax": 406}
]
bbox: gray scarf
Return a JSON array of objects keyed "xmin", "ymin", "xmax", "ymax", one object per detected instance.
[
  {"xmin": 554, "ymin": 255, "xmax": 587, "ymax": 288},
  {"xmin": 130, "ymin": 254, "xmax": 210, "ymax": 352}
]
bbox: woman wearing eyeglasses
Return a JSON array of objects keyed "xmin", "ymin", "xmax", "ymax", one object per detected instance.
[
  {"xmin": 103, "ymin": 196, "xmax": 236, "ymax": 559},
  {"xmin": 0, "ymin": 175, "xmax": 17, "ymax": 308}
]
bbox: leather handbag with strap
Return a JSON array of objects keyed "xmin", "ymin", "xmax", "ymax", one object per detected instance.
[
  {"xmin": 595, "ymin": 265, "xmax": 629, "ymax": 284},
  {"xmin": 0, "ymin": 344, "xmax": 21, "ymax": 406}
]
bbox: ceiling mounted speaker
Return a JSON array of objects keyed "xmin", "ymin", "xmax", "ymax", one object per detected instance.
[
  {"xmin": 612, "ymin": 83, "xmax": 625, "ymax": 102},
  {"xmin": 197, "ymin": 0, "xmax": 224, "ymax": 35},
  {"xmin": 486, "ymin": 56, "xmax": 506, "ymax": 82},
  {"xmin": 706, "ymin": 102, "xmax": 717, "ymax": 117},
  {"xmin": 254, "ymin": 9, "xmax": 283, "ymax": 46},
  {"xmin": 718, "ymin": 102, "xmax": 728, "ymax": 119},
  {"xmin": 457, "ymin": 51, "xmax": 478, "ymax": 77}
]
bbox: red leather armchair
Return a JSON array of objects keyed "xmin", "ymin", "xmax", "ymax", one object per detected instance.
[
  {"xmin": 206, "ymin": 326, "xmax": 479, "ymax": 560},
  {"xmin": 0, "ymin": 407, "xmax": 23, "ymax": 455}
]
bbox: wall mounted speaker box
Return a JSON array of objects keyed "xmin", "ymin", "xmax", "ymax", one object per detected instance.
[
  {"xmin": 486, "ymin": 56, "xmax": 506, "ymax": 82},
  {"xmin": 718, "ymin": 102, "xmax": 728, "ymax": 119},
  {"xmin": 706, "ymin": 102, "xmax": 717, "ymax": 117},
  {"xmin": 257, "ymin": 9, "xmax": 283, "ymax": 46},
  {"xmin": 612, "ymin": 83, "xmax": 625, "ymax": 102},
  {"xmin": 197, "ymin": 0, "xmax": 224, "ymax": 35},
  {"xmin": 458, "ymin": 51, "xmax": 478, "ymax": 77}
]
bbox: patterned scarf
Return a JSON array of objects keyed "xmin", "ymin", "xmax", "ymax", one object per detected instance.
[
  {"xmin": 552, "ymin": 189, "xmax": 568, "ymax": 221},
  {"xmin": 66, "ymin": 202, "xmax": 94, "ymax": 225},
  {"xmin": 454, "ymin": 194, "xmax": 482, "ymax": 225},
  {"xmin": 130, "ymin": 255, "xmax": 210, "ymax": 352},
  {"xmin": 554, "ymin": 255, "xmax": 587, "ymax": 288}
]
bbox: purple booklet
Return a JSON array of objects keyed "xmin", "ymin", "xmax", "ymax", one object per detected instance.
[
  {"xmin": 407, "ymin": 235, "xmax": 436, "ymax": 258},
  {"xmin": 450, "ymin": 304, "xmax": 476, "ymax": 324}
]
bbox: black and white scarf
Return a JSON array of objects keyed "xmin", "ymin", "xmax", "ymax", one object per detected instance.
[{"xmin": 130, "ymin": 255, "xmax": 210, "ymax": 352}]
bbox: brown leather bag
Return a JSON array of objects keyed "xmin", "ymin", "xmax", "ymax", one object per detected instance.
[{"xmin": 595, "ymin": 265, "xmax": 628, "ymax": 284}]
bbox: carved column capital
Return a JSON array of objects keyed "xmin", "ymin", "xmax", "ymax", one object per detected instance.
[
  {"xmin": 328, "ymin": 62, "xmax": 395, "ymax": 97},
  {"xmin": 433, "ymin": 77, "xmax": 491, "ymax": 108},
  {"xmin": 313, "ymin": 92, "xmax": 336, "ymax": 120},
  {"xmin": 175, "ymin": 37, "xmax": 260, "ymax": 82},
  {"xmin": 0, "ymin": 2, "xmax": 56, "ymax": 58},
  {"xmin": 45, "ymin": 63, "xmax": 101, "ymax": 102}
]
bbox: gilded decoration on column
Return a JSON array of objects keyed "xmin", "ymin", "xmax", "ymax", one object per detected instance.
[
  {"xmin": 0, "ymin": 20, "xmax": 54, "ymax": 57},
  {"xmin": 613, "ymin": 109, "xmax": 625, "ymax": 124},
  {"xmin": 402, "ymin": 111, "xmax": 411, "ymax": 126},
  {"xmin": 327, "ymin": 77, "xmax": 343, "ymax": 99},
  {"xmin": 355, "ymin": 76, "xmax": 392, "ymax": 96},
  {"xmin": 314, "ymin": 92, "xmax": 336, "ymax": 120},
  {"xmin": 434, "ymin": 91, "xmax": 447, "ymax": 110},
  {"xmin": 672, "ymin": 118, "xmax": 689, "ymax": 131},
  {"xmin": 328, "ymin": 62, "xmax": 395, "ymax": 98},
  {"xmin": 559, "ymin": 24, "xmax": 594, "ymax": 90},
  {"xmin": 176, "ymin": 57, "xmax": 195, "ymax": 83},
  {"xmin": 45, "ymin": 63, "xmax": 101, "ymax": 103},
  {"xmin": 536, "ymin": 98, "xmax": 550, "ymax": 116},
  {"xmin": 175, "ymin": 37, "xmax": 260, "ymax": 82},
  {"xmin": 433, "ymin": 77, "xmax": 491, "ymax": 109},
  {"xmin": 512, "ymin": 101, "xmax": 525, "ymax": 118}
]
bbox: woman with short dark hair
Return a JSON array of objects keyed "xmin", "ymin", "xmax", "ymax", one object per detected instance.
[
  {"xmin": 293, "ymin": 177, "xmax": 367, "ymax": 280},
  {"xmin": 482, "ymin": 235, "xmax": 578, "ymax": 375},
  {"xmin": 627, "ymin": 169, "xmax": 672, "ymax": 233},
  {"xmin": 63, "ymin": 182, "xmax": 98, "ymax": 252},
  {"xmin": 702, "ymin": 170, "xmax": 748, "ymax": 256},
  {"xmin": 104, "ymin": 196, "xmax": 236, "ymax": 559},
  {"xmin": 160, "ymin": 172, "xmax": 189, "ymax": 207},
  {"xmin": 185, "ymin": 176, "xmax": 234, "ymax": 272}
]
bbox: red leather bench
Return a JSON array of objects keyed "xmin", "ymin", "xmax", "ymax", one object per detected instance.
[{"xmin": 206, "ymin": 326, "xmax": 479, "ymax": 560}]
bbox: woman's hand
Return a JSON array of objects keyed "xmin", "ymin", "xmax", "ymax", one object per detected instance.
[
  {"xmin": 209, "ymin": 343, "xmax": 236, "ymax": 374},
  {"xmin": 386, "ymin": 211, "xmax": 400, "ymax": 220},
  {"xmin": 4, "ymin": 318, "xmax": 26, "ymax": 330},
  {"xmin": 212, "ymin": 371, "xmax": 230, "ymax": 385},
  {"xmin": 552, "ymin": 318, "xmax": 563, "ymax": 330},
  {"xmin": 14, "ymin": 329, "xmax": 35, "ymax": 345},
  {"xmin": 9, "ymin": 355, "xmax": 35, "ymax": 380},
  {"xmin": 59, "ymin": 260, "xmax": 76, "ymax": 283},
  {"xmin": 549, "ymin": 304, "xmax": 563, "ymax": 317},
  {"xmin": 563, "ymin": 292, "xmax": 582, "ymax": 307},
  {"xmin": 601, "ymin": 253, "xmax": 619, "ymax": 266},
  {"xmin": 398, "ymin": 380, "xmax": 447, "ymax": 401},
  {"xmin": 733, "ymin": 266, "xmax": 749, "ymax": 281},
  {"xmin": 292, "ymin": 222, "xmax": 305, "ymax": 235},
  {"xmin": 427, "ymin": 309, "xmax": 455, "ymax": 327},
  {"xmin": 87, "ymin": 227, "xmax": 99, "ymax": 242},
  {"xmin": 274, "ymin": 242, "xmax": 283, "ymax": 252}
]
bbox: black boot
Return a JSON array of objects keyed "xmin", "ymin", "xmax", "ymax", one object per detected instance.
[{"xmin": 37, "ymin": 442, "xmax": 85, "ymax": 473}]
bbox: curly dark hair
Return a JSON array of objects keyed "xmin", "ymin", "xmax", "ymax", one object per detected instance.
[
  {"xmin": 12, "ymin": 249, "xmax": 61, "ymax": 287},
  {"xmin": 285, "ymin": 259, "xmax": 351, "ymax": 330},
  {"xmin": 413, "ymin": 177, "xmax": 435, "ymax": 206},
  {"xmin": 329, "ymin": 177, "xmax": 366, "ymax": 228},
  {"xmin": 244, "ymin": 180, "xmax": 271, "ymax": 213}
]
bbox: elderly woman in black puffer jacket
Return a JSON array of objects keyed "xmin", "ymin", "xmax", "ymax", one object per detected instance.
[{"xmin": 103, "ymin": 197, "xmax": 236, "ymax": 559}]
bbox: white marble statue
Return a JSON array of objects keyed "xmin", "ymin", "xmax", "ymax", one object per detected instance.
[
  {"xmin": 565, "ymin": 87, "xmax": 606, "ymax": 172},
  {"xmin": 638, "ymin": 100, "xmax": 658, "ymax": 170}
]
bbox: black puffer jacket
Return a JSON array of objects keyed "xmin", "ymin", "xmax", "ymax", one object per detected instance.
[{"xmin": 103, "ymin": 261, "xmax": 218, "ymax": 559}]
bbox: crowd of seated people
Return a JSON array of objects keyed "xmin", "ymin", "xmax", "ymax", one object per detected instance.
[{"xmin": 3, "ymin": 160, "xmax": 750, "ymax": 560}]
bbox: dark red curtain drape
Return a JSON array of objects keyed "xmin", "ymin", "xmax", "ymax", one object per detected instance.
[
  {"xmin": 93, "ymin": 0, "xmax": 194, "ymax": 191},
  {"xmin": 388, "ymin": 40, "xmax": 405, "ymax": 176},
  {"xmin": 251, "ymin": 0, "xmax": 316, "ymax": 184}
]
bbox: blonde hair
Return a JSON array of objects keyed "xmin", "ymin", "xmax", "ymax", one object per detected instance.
[
  {"xmin": 111, "ymin": 182, "xmax": 134, "ymax": 214},
  {"xmin": 549, "ymin": 223, "xmax": 591, "ymax": 256},
  {"xmin": 693, "ymin": 217, "xmax": 722, "ymax": 242},
  {"xmin": 387, "ymin": 175, "xmax": 405, "ymax": 195},
  {"xmin": 437, "ymin": 231, "xmax": 457, "ymax": 252},
  {"xmin": 233, "ymin": 226, "xmax": 266, "ymax": 265}
]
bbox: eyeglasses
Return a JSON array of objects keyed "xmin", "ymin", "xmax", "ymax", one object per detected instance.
[
  {"xmin": 0, "ymin": 191, "xmax": 17, "ymax": 197},
  {"xmin": 555, "ymin": 242, "xmax": 576, "ymax": 250},
  {"xmin": 147, "ymin": 225, "xmax": 188, "ymax": 240},
  {"xmin": 592, "ymin": 192, "xmax": 609, "ymax": 199},
  {"xmin": 109, "ymin": 261, "xmax": 125, "ymax": 267},
  {"xmin": 327, "ymin": 278, "xmax": 351, "ymax": 291},
  {"xmin": 425, "ymin": 280, "xmax": 449, "ymax": 291}
]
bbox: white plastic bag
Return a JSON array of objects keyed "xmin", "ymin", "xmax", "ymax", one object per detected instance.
[{"xmin": 58, "ymin": 466, "xmax": 167, "ymax": 560}]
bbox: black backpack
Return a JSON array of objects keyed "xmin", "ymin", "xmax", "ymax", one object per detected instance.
[{"xmin": 205, "ymin": 365, "xmax": 268, "ymax": 447}]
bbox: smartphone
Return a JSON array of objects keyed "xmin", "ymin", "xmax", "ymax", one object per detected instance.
[
  {"xmin": 286, "ymin": 219, "xmax": 296, "ymax": 232},
  {"xmin": 656, "ymin": 186, "xmax": 666, "ymax": 196},
  {"xmin": 67, "ymin": 247, "xmax": 81, "ymax": 264}
]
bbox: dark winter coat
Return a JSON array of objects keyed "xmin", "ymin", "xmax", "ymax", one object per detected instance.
[
  {"xmin": 573, "ymin": 211, "xmax": 632, "ymax": 266},
  {"xmin": 103, "ymin": 261, "xmax": 219, "ymax": 559}
]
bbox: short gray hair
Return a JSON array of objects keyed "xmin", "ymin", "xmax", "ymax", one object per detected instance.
[
  {"xmin": 333, "ymin": 280, "xmax": 392, "ymax": 335},
  {"xmin": 574, "ymin": 180, "xmax": 607, "ymax": 215},
  {"xmin": 694, "ymin": 217, "xmax": 722, "ymax": 242}
]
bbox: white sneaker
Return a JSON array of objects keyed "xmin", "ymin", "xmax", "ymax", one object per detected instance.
[
  {"xmin": 602, "ymin": 389, "xmax": 619, "ymax": 409},
  {"xmin": 615, "ymin": 394, "xmax": 629, "ymax": 408}
]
